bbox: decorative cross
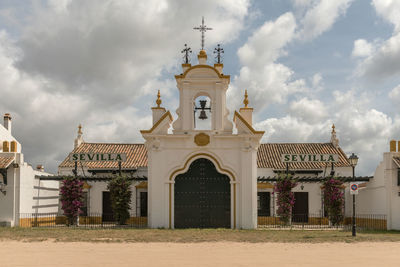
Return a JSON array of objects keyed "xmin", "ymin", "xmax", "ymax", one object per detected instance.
[
  {"xmin": 181, "ymin": 44, "xmax": 192, "ymax": 64},
  {"xmin": 214, "ymin": 44, "xmax": 224, "ymax": 64},
  {"xmin": 193, "ymin": 16, "xmax": 212, "ymax": 50}
]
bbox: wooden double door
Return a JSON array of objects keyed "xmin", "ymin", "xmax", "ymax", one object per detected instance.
[{"xmin": 174, "ymin": 158, "xmax": 231, "ymax": 228}]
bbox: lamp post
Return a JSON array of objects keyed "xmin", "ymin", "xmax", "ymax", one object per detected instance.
[{"xmin": 349, "ymin": 153, "xmax": 359, "ymax": 237}]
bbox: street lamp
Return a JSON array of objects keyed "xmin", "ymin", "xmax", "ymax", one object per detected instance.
[{"xmin": 349, "ymin": 153, "xmax": 359, "ymax": 237}]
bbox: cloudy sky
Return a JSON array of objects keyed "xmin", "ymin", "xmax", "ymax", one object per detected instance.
[{"xmin": 1, "ymin": 0, "xmax": 399, "ymax": 175}]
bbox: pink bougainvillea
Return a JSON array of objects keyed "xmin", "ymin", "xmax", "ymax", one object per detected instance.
[
  {"xmin": 274, "ymin": 174, "xmax": 297, "ymax": 224},
  {"xmin": 60, "ymin": 178, "xmax": 84, "ymax": 226},
  {"xmin": 323, "ymin": 178, "xmax": 344, "ymax": 225}
]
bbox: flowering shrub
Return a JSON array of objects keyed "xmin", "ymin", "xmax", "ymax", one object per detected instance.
[
  {"xmin": 274, "ymin": 174, "xmax": 297, "ymax": 224},
  {"xmin": 107, "ymin": 176, "xmax": 132, "ymax": 225},
  {"xmin": 60, "ymin": 178, "xmax": 84, "ymax": 226},
  {"xmin": 323, "ymin": 178, "xmax": 344, "ymax": 225}
]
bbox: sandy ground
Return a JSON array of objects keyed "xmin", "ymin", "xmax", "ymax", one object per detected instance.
[{"xmin": 1, "ymin": 241, "xmax": 399, "ymax": 267}]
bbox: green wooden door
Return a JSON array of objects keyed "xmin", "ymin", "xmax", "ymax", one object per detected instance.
[{"xmin": 174, "ymin": 158, "xmax": 231, "ymax": 228}]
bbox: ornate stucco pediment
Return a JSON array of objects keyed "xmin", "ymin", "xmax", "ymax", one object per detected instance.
[
  {"xmin": 140, "ymin": 111, "xmax": 173, "ymax": 136},
  {"xmin": 175, "ymin": 65, "xmax": 230, "ymax": 81},
  {"xmin": 233, "ymin": 111, "xmax": 264, "ymax": 136}
]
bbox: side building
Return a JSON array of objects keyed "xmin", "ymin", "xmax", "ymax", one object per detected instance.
[{"xmin": 0, "ymin": 113, "xmax": 58, "ymax": 226}]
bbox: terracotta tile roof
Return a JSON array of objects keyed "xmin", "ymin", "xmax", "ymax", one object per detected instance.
[
  {"xmin": 59, "ymin": 142, "xmax": 350, "ymax": 171},
  {"xmin": 59, "ymin": 143, "xmax": 147, "ymax": 169},
  {"xmin": 393, "ymin": 157, "xmax": 400, "ymax": 168},
  {"xmin": 0, "ymin": 155, "xmax": 14, "ymax": 169},
  {"xmin": 257, "ymin": 143, "xmax": 350, "ymax": 170}
]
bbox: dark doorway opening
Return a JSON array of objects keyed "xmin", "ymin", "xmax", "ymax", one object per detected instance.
[
  {"xmin": 257, "ymin": 192, "xmax": 270, "ymax": 216},
  {"xmin": 174, "ymin": 158, "xmax": 231, "ymax": 228},
  {"xmin": 292, "ymin": 192, "xmax": 309, "ymax": 223},
  {"xmin": 140, "ymin": 192, "xmax": 148, "ymax": 217},
  {"xmin": 102, "ymin": 191, "xmax": 114, "ymax": 222}
]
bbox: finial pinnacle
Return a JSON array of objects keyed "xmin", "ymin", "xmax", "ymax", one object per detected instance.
[
  {"xmin": 243, "ymin": 90, "xmax": 249, "ymax": 108},
  {"xmin": 156, "ymin": 90, "xmax": 162, "ymax": 107},
  {"xmin": 78, "ymin": 124, "xmax": 82, "ymax": 135},
  {"xmin": 332, "ymin": 124, "xmax": 336, "ymax": 133}
]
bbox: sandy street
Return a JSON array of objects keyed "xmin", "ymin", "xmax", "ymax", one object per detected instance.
[{"xmin": 0, "ymin": 241, "xmax": 399, "ymax": 267}]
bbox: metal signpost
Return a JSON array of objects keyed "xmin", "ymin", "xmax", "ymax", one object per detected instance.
[{"xmin": 350, "ymin": 183, "xmax": 359, "ymax": 236}]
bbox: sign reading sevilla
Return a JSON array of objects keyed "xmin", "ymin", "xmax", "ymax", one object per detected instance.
[
  {"xmin": 281, "ymin": 154, "xmax": 339, "ymax": 163},
  {"xmin": 69, "ymin": 153, "xmax": 127, "ymax": 162}
]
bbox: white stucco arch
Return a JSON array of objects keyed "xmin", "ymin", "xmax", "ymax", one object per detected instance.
[
  {"xmin": 168, "ymin": 151, "xmax": 237, "ymax": 182},
  {"xmin": 167, "ymin": 151, "xmax": 237, "ymax": 229}
]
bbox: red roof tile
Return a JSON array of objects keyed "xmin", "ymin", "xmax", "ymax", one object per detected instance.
[
  {"xmin": 257, "ymin": 143, "xmax": 350, "ymax": 169},
  {"xmin": 0, "ymin": 156, "xmax": 14, "ymax": 169},
  {"xmin": 59, "ymin": 143, "xmax": 147, "ymax": 169},
  {"xmin": 59, "ymin": 142, "xmax": 350, "ymax": 170}
]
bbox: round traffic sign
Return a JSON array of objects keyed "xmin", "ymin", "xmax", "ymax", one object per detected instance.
[{"xmin": 351, "ymin": 184, "xmax": 358, "ymax": 191}]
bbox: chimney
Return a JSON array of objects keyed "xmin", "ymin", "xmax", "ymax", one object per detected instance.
[
  {"xmin": 36, "ymin": 165, "xmax": 44, "ymax": 172},
  {"xmin": 390, "ymin": 140, "xmax": 396, "ymax": 152},
  {"xmin": 239, "ymin": 90, "xmax": 253, "ymax": 125},
  {"xmin": 151, "ymin": 90, "xmax": 166, "ymax": 125},
  {"xmin": 74, "ymin": 124, "xmax": 84, "ymax": 149},
  {"xmin": 4, "ymin": 113, "xmax": 11, "ymax": 133}
]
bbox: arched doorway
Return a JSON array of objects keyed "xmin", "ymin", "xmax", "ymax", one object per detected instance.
[{"xmin": 174, "ymin": 158, "xmax": 231, "ymax": 228}]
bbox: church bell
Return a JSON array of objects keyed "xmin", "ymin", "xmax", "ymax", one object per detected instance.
[{"xmin": 198, "ymin": 100, "xmax": 208, "ymax": 120}]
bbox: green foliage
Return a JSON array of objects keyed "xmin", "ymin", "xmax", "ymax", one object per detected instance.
[{"xmin": 107, "ymin": 176, "xmax": 132, "ymax": 225}]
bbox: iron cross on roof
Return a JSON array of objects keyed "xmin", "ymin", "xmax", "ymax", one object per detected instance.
[
  {"xmin": 193, "ymin": 16, "xmax": 212, "ymax": 50},
  {"xmin": 181, "ymin": 44, "xmax": 192, "ymax": 64},
  {"xmin": 214, "ymin": 44, "xmax": 224, "ymax": 64}
]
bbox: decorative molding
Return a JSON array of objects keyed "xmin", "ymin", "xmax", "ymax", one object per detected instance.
[
  {"xmin": 140, "ymin": 111, "xmax": 173, "ymax": 134},
  {"xmin": 175, "ymin": 65, "xmax": 230, "ymax": 80},
  {"xmin": 194, "ymin": 133, "xmax": 210, "ymax": 146},
  {"xmin": 233, "ymin": 111, "xmax": 264, "ymax": 135}
]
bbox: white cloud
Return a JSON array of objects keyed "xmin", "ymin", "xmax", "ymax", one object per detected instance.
[
  {"xmin": 356, "ymin": 32, "xmax": 400, "ymax": 80},
  {"xmin": 289, "ymin": 97, "xmax": 327, "ymax": 123},
  {"xmin": 372, "ymin": 0, "xmax": 400, "ymax": 32},
  {"xmin": 389, "ymin": 84, "xmax": 400, "ymax": 103},
  {"xmin": 311, "ymin": 73, "xmax": 323, "ymax": 91},
  {"xmin": 297, "ymin": 0, "xmax": 354, "ymax": 41},
  {"xmin": 0, "ymin": 0, "xmax": 251, "ymax": 172},
  {"xmin": 354, "ymin": 1, "xmax": 400, "ymax": 80},
  {"xmin": 352, "ymin": 39, "xmax": 374, "ymax": 58},
  {"xmin": 237, "ymin": 12, "xmax": 296, "ymax": 68},
  {"xmin": 230, "ymin": 13, "xmax": 307, "ymax": 111},
  {"xmin": 254, "ymin": 86, "xmax": 399, "ymax": 175}
]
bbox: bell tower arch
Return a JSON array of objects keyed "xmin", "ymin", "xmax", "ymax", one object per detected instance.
[
  {"xmin": 141, "ymin": 35, "xmax": 264, "ymax": 229},
  {"xmin": 172, "ymin": 54, "xmax": 233, "ymax": 134}
]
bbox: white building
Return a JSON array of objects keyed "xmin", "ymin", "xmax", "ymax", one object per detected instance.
[
  {"xmin": 354, "ymin": 141, "xmax": 400, "ymax": 230},
  {"xmin": 0, "ymin": 113, "xmax": 58, "ymax": 226},
  {"xmin": 57, "ymin": 50, "xmax": 367, "ymax": 229}
]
